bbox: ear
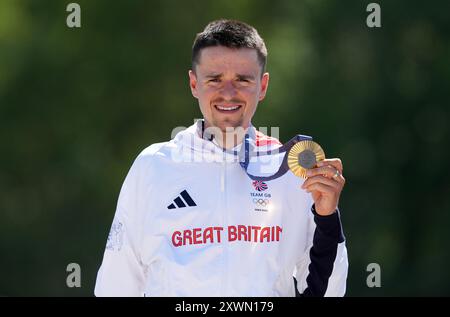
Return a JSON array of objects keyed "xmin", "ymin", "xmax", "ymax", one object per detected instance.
[
  {"xmin": 258, "ymin": 72, "xmax": 270, "ymax": 101},
  {"xmin": 189, "ymin": 70, "xmax": 198, "ymax": 99}
]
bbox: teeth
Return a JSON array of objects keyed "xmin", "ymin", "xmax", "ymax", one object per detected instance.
[{"xmin": 216, "ymin": 105, "xmax": 240, "ymax": 111}]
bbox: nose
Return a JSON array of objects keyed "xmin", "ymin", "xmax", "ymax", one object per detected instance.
[{"xmin": 219, "ymin": 81, "xmax": 237, "ymax": 99}]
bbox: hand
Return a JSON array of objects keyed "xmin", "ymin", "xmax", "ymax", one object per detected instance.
[{"xmin": 301, "ymin": 158, "xmax": 346, "ymax": 216}]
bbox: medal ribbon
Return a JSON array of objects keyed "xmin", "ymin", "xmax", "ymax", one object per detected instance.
[{"xmin": 238, "ymin": 134, "xmax": 313, "ymax": 182}]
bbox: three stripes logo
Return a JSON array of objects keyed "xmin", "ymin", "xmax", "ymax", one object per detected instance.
[{"xmin": 167, "ymin": 190, "xmax": 197, "ymax": 209}]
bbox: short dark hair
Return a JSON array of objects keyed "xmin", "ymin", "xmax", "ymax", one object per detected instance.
[{"xmin": 192, "ymin": 19, "xmax": 268, "ymax": 74}]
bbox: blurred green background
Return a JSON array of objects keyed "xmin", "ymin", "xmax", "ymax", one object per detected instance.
[{"xmin": 1, "ymin": 0, "xmax": 449, "ymax": 296}]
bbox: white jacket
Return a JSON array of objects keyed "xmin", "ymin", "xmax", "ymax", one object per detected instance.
[{"xmin": 95, "ymin": 121, "xmax": 348, "ymax": 297}]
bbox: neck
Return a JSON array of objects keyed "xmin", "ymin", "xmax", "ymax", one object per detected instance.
[
  {"xmin": 218, "ymin": 128, "xmax": 247, "ymax": 149},
  {"xmin": 203, "ymin": 121, "xmax": 249, "ymax": 150}
]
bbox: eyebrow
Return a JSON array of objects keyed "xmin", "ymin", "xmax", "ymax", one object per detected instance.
[
  {"xmin": 236, "ymin": 74, "xmax": 256, "ymax": 81},
  {"xmin": 204, "ymin": 73, "xmax": 256, "ymax": 81},
  {"xmin": 204, "ymin": 73, "xmax": 222, "ymax": 79}
]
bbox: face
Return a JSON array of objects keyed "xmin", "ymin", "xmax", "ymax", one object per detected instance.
[{"xmin": 189, "ymin": 46, "xmax": 269, "ymax": 132}]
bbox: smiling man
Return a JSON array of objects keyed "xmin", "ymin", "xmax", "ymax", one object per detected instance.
[
  {"xmin": 189, "ymin": 38, "xmax": 269, "ymax": 148},
  {"xmin": 95, "ymin": 19, "xmax": 348, "ymax": 297}
]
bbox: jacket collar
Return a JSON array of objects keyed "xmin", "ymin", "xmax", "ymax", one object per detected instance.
[{"xmin": 171, "ymin": 119, "xmax": 255, "ymax": 163}]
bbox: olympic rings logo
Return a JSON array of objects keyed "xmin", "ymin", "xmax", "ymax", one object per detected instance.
[{"xmin": 253, "ymin": 198, "xmax": 270, "ymax": 207}]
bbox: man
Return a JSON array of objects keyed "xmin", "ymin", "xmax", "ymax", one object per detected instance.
[{"xmin": 95, "ymin": 19, "xmax": 348, "ymax": 297}]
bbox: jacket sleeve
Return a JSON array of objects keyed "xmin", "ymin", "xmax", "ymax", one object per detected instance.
[
  {"xmin": 94, "ymin": 156, "xmax": 146, "ymax": 297},
  {"xmin": 294, "ymin": 204, "xmax": 349, "ymax": 297}
]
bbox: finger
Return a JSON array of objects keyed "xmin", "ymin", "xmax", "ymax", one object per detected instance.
[
  {"xmin": 302, "ymin": 175, "xmax": 340, "ymax": 189},
  {"xmin": 304, "ymin": 182, "xmax": 336, "ymax": 195},
  {"xmin": 306, "ymin": 165, "xmax": 340, "ymax": 179},
  {"xmin": 331, "ymin": 171, "xmax": 346, "ymax": 185},
  {"xmin": 317, "ymin": 158, "xmax": 343, "ymax": 173}
]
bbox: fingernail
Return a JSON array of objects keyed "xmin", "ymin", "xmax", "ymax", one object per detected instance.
[{"xmin": 306, "ymin": 170, "xmax": 312, "ymax": 176}]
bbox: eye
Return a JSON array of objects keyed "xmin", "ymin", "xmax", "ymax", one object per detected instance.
[{"xmin": 208, "ymin": 78, "xmax": 220, "ymax": 83}]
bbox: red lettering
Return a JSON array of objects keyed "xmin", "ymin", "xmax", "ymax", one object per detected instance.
[
  {"xmin": 276, "ymin": 226, "xmax": 282, "ymax": 241},
  {"xmin": 172, "ymin": 225, "xmax": 282, "ymax": 247},
  {"xmin": 172, "ymin": 231, "xmax": 182, "ymax": 247},
  {"xmin": 183, "ymin": 229, "xmax": 192, "ymax": 246},
  {"xmin": 203, "ymin": 227, "xmax": 213, "ymax": 244},
  {"xmin": 238, "ymin": 225, "xmax": 248, "ymax": 241},
  {"xmin": 214, "ymin": 227, "xmax": 223, "ymax": 243},
  {"xmin": 228, "ymin": 225, "xmax": 237, "ymax": 242},
  {"xmin": 260, "ymin": 227, "xmax": 271, "ymax": 242},
  {"xmin": 251, "ymin": 226, "xmax": 262, "ymax": 242},
  {"xmin": 193, "ymin": 228, "xmax": 202, "ymax": 245}
]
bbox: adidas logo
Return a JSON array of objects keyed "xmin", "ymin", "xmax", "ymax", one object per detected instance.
[{"xmin": 167, "ymin": 190, "xmax": 197, "ymax": 209}]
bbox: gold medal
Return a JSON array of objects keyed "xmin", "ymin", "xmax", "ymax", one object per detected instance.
[{"xmin": 287, "ymin": 140, "xmax": 325, "ymax": 178}]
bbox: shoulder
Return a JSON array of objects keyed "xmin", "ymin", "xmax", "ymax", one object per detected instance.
[
  {"xmin": 116, "ymin": 141, "xmax": 178, "ymax": 196},
  {"xmin": 131, "ymin": 140, "xmax": 176, "ymax": 170},
  {"xmin": 138, "ymin": 141, "xmax": 173, "ymax": 157}
]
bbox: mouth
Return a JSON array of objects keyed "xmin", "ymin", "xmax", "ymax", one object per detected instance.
[{"xmin": 213, "ymin": 104, "xmax": 243, "ymax": 114}]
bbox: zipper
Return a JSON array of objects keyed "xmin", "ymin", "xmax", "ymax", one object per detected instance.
[
  {"xmin": 220, "ymin": 153, "xmax": 228, "ymax": 296},
  {"xmin": 221, "ymin": 159, "xmax": 225, "ymax": 192}
]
